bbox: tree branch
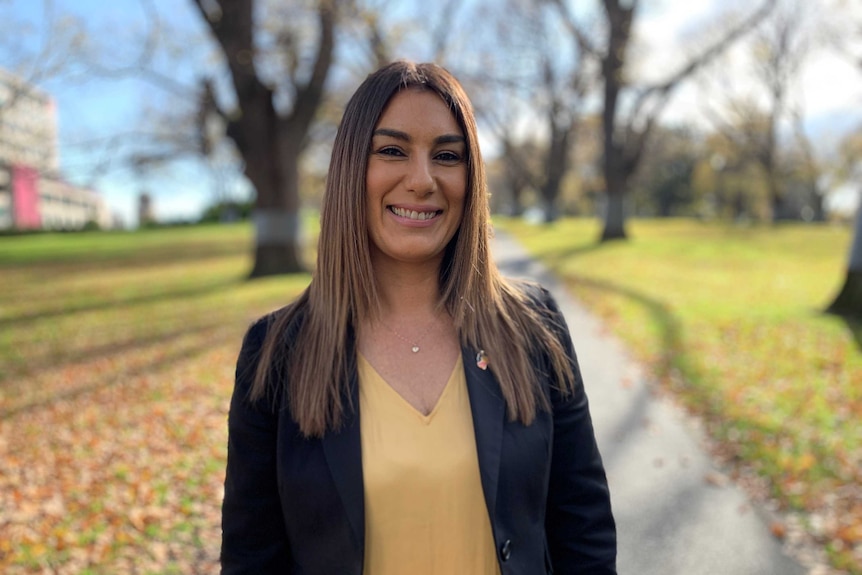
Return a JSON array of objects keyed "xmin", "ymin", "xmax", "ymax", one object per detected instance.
[
  {"xmin": 288, "ymin": 1, "xmax": 336, "ymax": 137},
  {"xmin": 615, "ymin": 0, "xmax": 776, "ymax": 180},
  {"xmin": 644, "ymin": 0, "xmax": 776, "ymax": 102},
  {"xmin": 430, "ymin": 0, "xmax": 461, "ymax": 62},
  {"xmin": 193, "ymin": 0, "xmax": 262, "ymax": 109},
  {"xmin": 546, "ymin": 0, "xmax": 599, "ymax": 56}
]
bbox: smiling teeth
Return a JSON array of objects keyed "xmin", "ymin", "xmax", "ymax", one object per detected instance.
[{"xmin": 391, "ymin": 207, "xmax": 438, "ymax": 221}]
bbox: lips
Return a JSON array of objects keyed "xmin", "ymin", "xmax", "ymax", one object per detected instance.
[{"xmin": 389, "ymin": 206, "xmax": 442, "ymax": 221}]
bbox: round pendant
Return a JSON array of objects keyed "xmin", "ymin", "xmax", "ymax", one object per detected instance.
[{"xmin": 411, "ymin": 345, "xmax": 420, "ymax": 353}]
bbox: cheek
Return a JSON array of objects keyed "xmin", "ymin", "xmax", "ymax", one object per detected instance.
[
  {"xmin": 365, "ymin": 163, "xmax": 390, "ymax": 202},
  {"xmin": 448, "ymin": 174, "xmax": 468, "ymax": 211},
  {"xmin": 443, "ymin": 166, "xmax": 467, "ymax": 196},
  {"xmin": 365, "ymin": 172, "xmax": 379, "ymax": 202}
]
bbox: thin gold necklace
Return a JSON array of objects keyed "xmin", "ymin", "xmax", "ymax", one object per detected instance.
[{"xmin": 380, "ymin": 320, "xmax": 436, "ymax": 353}]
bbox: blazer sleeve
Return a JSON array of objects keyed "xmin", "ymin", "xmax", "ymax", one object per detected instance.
[
  {"xmin": 539, "ymin": 287, "xmax": 617, "ymax": 574},
  {"xmin": 221, "ymin": 318, "xmax": 291, "ymax": 574}
]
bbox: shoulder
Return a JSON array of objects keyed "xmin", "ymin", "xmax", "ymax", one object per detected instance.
[
  {"xmin": 503, "ymin": 277, "xmax": 580, "ymax": 381},
  {"xmin": 240, "ymin": 312, "xmax": 274, "ymax": 354},
  {"xmin": 503, "ymin": 276, "xmax": 555, "ymax": 305},
  {"xmin": 241, "ymin": 299, "xmax": 309, "ymax": 354},
  {"xmin": 235, "ymin": 299, "xmax": 309, "ymax": 404},
  {"xmin": 503, "ymin": 277, "xmax": 567, "ymax": 329},
  {"xmin": 237, "ymin": 306, "xmax": 288, "ymax": 366}
]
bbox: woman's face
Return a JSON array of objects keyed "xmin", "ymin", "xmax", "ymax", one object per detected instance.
[{"xmin": 365, "ymin": 87, "xmax": 467, "ymax": 268}]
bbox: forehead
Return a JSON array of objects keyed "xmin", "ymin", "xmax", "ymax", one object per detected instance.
[{"xmin": 375, "ymin": 87, "xmax": 463, "ymax": 135}]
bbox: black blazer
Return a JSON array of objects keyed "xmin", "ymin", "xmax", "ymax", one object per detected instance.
[{"xmin": 221, "ymin": 284, "xmax": 616, "ymax": 574}]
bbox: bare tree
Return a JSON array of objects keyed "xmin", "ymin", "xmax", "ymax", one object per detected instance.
[
  {"xmin": 825, "ymin": 2, "xmax": 862, "ymax": 316},
  {"xmin": 0, "ymin": 0, "xmax": 90, "ymax": 181},
  {"xmin": 750, "ymin": 2, "xmax": 804, "ymax": 220},
  {"xmin": 338, "ymin": 0, "xmax": 464, "ymax": 77},
  {"xmin": 338, "ymin": 0, "xmax": 398, "ymax": 73},
  {"xmin": 702, "ymin": 0, "xmax": 817, "ymax": 223},
  {"xmin": 629, "ymin": 125, "xmax": 701, "ymax": 218},
  {"xmin": 0, "ymin": 0, "xmax": 220, "ymax": 195},
  {"xmin": 827, "ymin": 120, "xmax": 862, "ymax": 316},
  {"xmin": 550, "ymin": 0, "xmax": 775, "ymax": 240},
  {"xmin": 828, "ymin": 189, "xmax": 862, "ymax": 317},
  {"xmin": 0, "ymin": 1, "xmax": 88, "ymax": 116},
  {"xmin": 789, "ymin": 108, "xmax": 826, "ymax": 222},
  {"xmin": 192, "ymin": 0, "xmax": 336, "ymax": 276},
  {"xmin": 701, "ymin": 99, "xmax": 779, "ymax": 219},
  {"xmin": 465, "ymin": 0, "xmax": 592, "ymax": 220},
  {"xmin": 537, "ymin": 50, "xmax": 590, "ymax": 221}
]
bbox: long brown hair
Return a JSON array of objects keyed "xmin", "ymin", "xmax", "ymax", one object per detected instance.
[{"xmin": 250, "ymin": 61, "xmax": 575, "ymax": 437}]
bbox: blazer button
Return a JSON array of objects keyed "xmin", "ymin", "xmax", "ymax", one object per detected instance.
[{"xmin": 500, "ymin": 539, "xmax": 512, "ymax": 562}]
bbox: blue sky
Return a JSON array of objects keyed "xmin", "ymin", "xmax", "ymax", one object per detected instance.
[
  {"xmin": 2, "ymin": 0, "xmax": 214, "ymax": 226},
  {"xmin": 2, "ymin": 0, "xmax": 862, "ymax": 225}
]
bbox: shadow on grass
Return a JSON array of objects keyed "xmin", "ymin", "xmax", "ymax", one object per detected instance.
[
  {"xmin": 0, "ymin": 321, "xmax": 225, "ymax": 388},
  {"xmin": 499, "ymin": 236, "xmax": 688, "ymax": 391},
  {"xmin": 501, "ymin": 240, "xmax": 609, "ymax": 277},
  {"xmin": 0, "ymin": 328, "xmax": 231, "ymax": 420},
  {"xmin": 568, "ymin": 275, "xmax": 698, "ymax": 399},
  {"xmin": 833, "ymin": 314, "xmax": 862, "ymax": 352},
  {"xmin": 494, "ymin": 235, "xmax": 720, "ymax": 470},
  {"xmin": 0, "ymin": 276, "xmax": 244, "ymax": 330},
  {"xmin": 497, "ymin": 234, "xmax": 711, "ymax": 418},
  {"xmin": 0, "ymin": 241, "xmax": 252, "ymax": 271}
]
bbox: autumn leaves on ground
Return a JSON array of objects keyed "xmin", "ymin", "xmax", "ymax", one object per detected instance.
[
  {"xmin": 502, "ymin": 217, "xmax": 862, "ymax": 574},
  {"xmin": 1, "ymin": 220, "xmax": 860, "ymax": 573},
  {"xmin": 0, "ymin": 225, "xmax": 309, "ymax": 574}
]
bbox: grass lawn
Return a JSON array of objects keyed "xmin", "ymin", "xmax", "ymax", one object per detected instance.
[
  {"xmin": 2, "ymin": 219, "xmax": 860, "ymax": 573},
  {"xmin": 0, "ymin": 223, "xmax": 311, "ymax": 573},
  {"xmin": 499, "ymin": 217, "xmax": 862, "ymax": 574}
]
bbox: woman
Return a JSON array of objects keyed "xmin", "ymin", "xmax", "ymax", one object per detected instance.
[{"xmin": 221, "ymin": 61, "xmax": 616, "ymax": 574}]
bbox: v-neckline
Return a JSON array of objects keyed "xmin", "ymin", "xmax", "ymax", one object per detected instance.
[{"xmin": 357, "ymin": 352, "xmax": 463, "ymax": 423}]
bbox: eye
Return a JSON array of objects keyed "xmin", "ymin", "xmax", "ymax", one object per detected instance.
[
  {"xmin": 375, "ymin": 146, "xmax": 405, "ymax": 157},
  {"xmin": 435, "ymin": 150, "xmax": 463, "ymax": 163}
]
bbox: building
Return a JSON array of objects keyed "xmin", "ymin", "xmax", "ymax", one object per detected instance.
[
  {"xmin": 138, "ymin": 192, "xmax": 155, "ymax": 227},
  {"xmin": 0, "ymin": 68, "xmax": 59, "ymax": 174},
  {"xmin": 0, "ymin": 68, "xmax": 112, "ymax": 230}
]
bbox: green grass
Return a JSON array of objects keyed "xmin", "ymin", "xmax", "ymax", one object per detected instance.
[
  {"xmin": 499, "ymin": 217, "xmax": 862, "ymax": 573},
  {"xmin": 0, "ymin": 222, "xmax": 311, "ymax": 573},
  {"xmin": 3, "ymin": 218, "xmax": 860, "ymax": 572}
]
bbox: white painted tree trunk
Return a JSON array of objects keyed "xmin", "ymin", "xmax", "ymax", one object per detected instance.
[
  {"xmin": 827, "ymin": 189, "xmax": 862, "ymax": 316},
  {"xmin": 848, "ymin": 194, "xmax": 862, "ymax": 272}
]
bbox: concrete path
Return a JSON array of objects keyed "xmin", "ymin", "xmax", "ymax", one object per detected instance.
[{"xmin": 492, "ymin": 231, "xmax": 808, "ymax": 575}]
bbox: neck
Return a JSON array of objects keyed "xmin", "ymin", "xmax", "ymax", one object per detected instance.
[
  {"xmin": 357, "ymin": 254, "xmax": 457, "ymax": 356},
  {"xmin": 372, "ymin": 258, "xmax": 443, "ymax": 319}
]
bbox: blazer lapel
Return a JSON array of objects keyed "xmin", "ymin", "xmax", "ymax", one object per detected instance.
[
  {"xmin": 463, "ymin": 346, "xmax": 506, "ymax": 522},
  {"xmin": 319, "ymin": 349, "xmax": 506, "ymax": 554},
  {"xmin": 321, "ymin": 368, "xmax": 365, "ymax": 554}
]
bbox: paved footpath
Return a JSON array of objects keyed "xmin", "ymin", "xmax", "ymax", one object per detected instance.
[{"xmin": 492, "ymin": 231, "xmax": 808, "ymax": 575}]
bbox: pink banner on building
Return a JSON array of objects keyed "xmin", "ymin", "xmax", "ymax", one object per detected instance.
[{"xmin": 12, "ymin": 164, "xmax": 40, "ymax": 229}]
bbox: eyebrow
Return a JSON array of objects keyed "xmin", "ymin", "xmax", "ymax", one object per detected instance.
[{"xmin": 372, "ymin": 128, "xmax": 465, "ymax": 146}]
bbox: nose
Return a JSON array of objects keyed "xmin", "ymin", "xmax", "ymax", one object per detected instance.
[{"xmin": 405, "ymin": 155, "xmax": 435, "ymax": 196}]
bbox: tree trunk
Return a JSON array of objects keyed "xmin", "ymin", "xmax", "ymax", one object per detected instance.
[
  {"xmin": 811, "ymin": 191, "xmax": 825, "ymax": 222},
  {"xmin": 192, "ymin": 0, "xmax": 334, "ymax": 279},
  {"xmin": 593, "ymin": 0, "xmax": 772, "ymax": 239},
  {"xmin": 828, "ymin": 271, "xmax": 862, "ymax": 317},
  {"xmin": 598, "ymin": 0, "xmax": 633, "ymax": 241},
  {"xmin": 767, "ymin": 171, "xmax": 784, "ymax": 222},
  {"xmin": 248, "ymin": 197, "xmax": 304, "ymax": 277},
  {"xmin": 502, "ymin": 140, "xmax": 528, "ymax": 217},
  {"xmin": 248, "ymin": 126, "xmax": 303, "ymax": 277},
  {"xmin": 251, "ymin": 242, "xmax": 302, "ymax": 275},
  {"xmin": 541, "ymin": 124, "xmax": 570, "ymax": 223},
  {"xmin": 828, "ymin": 197, "xmax": 862, "ymax": 316},
  {"xmin": 601, "ymin": 176, "xmax": 627, "ymax": 240}
]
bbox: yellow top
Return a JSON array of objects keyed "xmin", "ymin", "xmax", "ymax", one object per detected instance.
[{"xmin": 358, "ymin": 353, "xmax": 501, "ymax": 575}]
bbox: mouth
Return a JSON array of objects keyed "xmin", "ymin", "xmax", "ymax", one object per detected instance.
[{"xmin": 388, "ymin": 206, "xmax": 443, "ymax": 221}]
